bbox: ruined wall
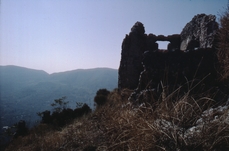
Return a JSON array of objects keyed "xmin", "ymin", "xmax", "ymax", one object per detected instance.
[
  {"xmin": 118, "ymin": 14, "xmax": 219, "ymax": 90},
  {"xmin": 118, "ymin": 22, "xmax": 146, "ymax": 90}
]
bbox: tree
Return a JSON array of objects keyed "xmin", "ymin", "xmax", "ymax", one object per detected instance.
[
  {"xmin": 37, "ymin": 97, "xmax": 91, "ymax": 127},
  {"xmin": 94, "ymin": 89, "xmax": 110, "ymax": 106},
  {"xmin": 51, "ymin": 96, "xmax": 69, "ymax": 113}
]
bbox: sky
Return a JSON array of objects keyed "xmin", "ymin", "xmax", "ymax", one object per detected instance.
[{"xmin": 0, "ymin": 0, "xmax": 228, "ymax": 74}]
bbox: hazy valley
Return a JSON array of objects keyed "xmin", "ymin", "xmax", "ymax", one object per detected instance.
[{"xmin": 0, "ymin": 65, "xmax": 118, "ymax": 129}]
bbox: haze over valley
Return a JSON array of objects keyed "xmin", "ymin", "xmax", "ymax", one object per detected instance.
[{"xmin": 0, "ymin": 65, "xmax": 118, "ymax": 129}]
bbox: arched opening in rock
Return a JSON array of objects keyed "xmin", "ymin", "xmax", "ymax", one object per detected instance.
[{"xmin": 157, "ymin": 41, "xmax": 170, "ymax": 50}]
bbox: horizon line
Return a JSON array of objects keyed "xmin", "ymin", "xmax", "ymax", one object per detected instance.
[{"xmin": 0, "ymin": 64, "xmax": 118, "ymax": 74}]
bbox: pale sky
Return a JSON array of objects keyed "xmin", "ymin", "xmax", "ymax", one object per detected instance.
[{"xmin": 0, "ymin": 0, "xmax": 228, "ymax": 74}]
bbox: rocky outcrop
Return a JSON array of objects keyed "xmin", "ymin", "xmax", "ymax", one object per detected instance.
[
  {"xmin": 118, "ymin": 23, "xmax": 182, "ymax": 90},
  {"xmin": 154, "ymin": 104, "xmax": 229, "ymax": 145},
  {"xmin": 180, "ymin": 14, "xmax": 218, "ymax": 51},
  {"xmin": 118, "ymin": 22, "xmax": 146, "ymax": 90},
  {"xmin": 118, "ymin": 14, "xmax": 229, "ymax": 102},
  {"xmin": 128, "ymin": 48, "xmax": 228, "ymax": 102}
]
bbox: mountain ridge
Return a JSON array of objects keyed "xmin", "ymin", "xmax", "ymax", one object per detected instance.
[
  {"xmin": 0, "ymin": 65, "xmax": 118, "ymax": 129},
  {"xmin": 0, "ymin": 65, "xmax": 118, "ymax": 75}
]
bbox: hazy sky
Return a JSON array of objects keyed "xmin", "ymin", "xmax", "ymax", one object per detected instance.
[{"xmin": 0, "ymin": 0, "xmax": 228, "ymax": 74}]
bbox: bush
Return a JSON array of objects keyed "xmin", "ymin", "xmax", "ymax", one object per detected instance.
[
  {"xmin": 94, "ymin": 89, "xmax": 110, "ymax": 106},
  {"xmin": 14, "ymin": 120, "xmax": 28, "ymax": 138},
  {"xmin": 37, "ymin": 97, "xmax": 91, "ymax": 127},
  {"xmin": 96, "ymin": 89, "xmax": 110, "ymax": 96}
]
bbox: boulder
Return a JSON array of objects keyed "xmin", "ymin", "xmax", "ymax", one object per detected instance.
[{"xmin": 180, "ymin": 14, "xmax": 218, "ymax": 51}]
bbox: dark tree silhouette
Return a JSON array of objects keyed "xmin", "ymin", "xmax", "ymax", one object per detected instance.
[{"xmin": 94, "ymin": 89, "xmax": 110, "ymax": 106}]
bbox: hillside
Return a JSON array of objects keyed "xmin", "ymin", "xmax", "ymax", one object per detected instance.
[
  {"xmin": 0, "ymin": 65, "xmax": 118, "ymax": 129},
  {"xmin": 3, "ymin": 89, "xmax": 229, "ymax": 150}
]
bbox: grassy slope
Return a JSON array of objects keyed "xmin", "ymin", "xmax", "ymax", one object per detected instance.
[{"xmin": 5, "ymin": 88, "xmax": 229, "ymax": 151}]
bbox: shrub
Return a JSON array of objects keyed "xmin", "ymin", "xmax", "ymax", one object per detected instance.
[
  {"xmin": 51, "ymin": 96, "xmax": 69, "ymax": 113},
  {"xmin": 96, "ymin": 89, "xmax": 110, "ymax": 96},
  {"xmin": 37, "ymin": 97, "xmax": 91, "ymax": 127},
  {"xmin": 74, "ymin": 104, "xmax": 92, "ymax": 118},
  {"xmin": 94, "ymin": 89, "xmax": 110, "ymax": 106},
  {"xmin": 13, "ymin": 120, "xmax": 28, "ymax": 138}
]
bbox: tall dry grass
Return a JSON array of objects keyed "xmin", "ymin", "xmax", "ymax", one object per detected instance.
[
  {"xmin": 217, "ymin": 1, "xmax": 229, "ymax": 80},
  {"xmin": 5, "ymin": 87, "xmax": 229, "ymax": 151}
]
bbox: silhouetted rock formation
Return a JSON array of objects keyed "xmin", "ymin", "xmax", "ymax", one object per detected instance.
[
  {"xmin": 129, "ymin": 48, "xmax": 222, "ymax": 102},
  {"xmin": 118, "ymin": 22, "xmax": 146, "ymax": 90},
  {"xmin": 118, "ymin": 23, "xmax": 182, "ymax": 90},
  {"xmin": 118, "ymin": 14, "xmax": 228, "ymax": 102}
]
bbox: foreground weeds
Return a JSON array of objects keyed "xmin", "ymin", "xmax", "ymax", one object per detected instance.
[{"xmin": 5, "ymin": 88, "xmax": 229, "ymax": 151}]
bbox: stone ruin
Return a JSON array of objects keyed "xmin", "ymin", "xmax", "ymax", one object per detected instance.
[{"xmin": 118, "ymin": 14, "xmax": 228, "ymax": 102}]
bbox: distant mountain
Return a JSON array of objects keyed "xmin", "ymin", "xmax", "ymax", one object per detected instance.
[{"xmin": 0, "ymin": 65, "xmax": 118, "ymax": 129}]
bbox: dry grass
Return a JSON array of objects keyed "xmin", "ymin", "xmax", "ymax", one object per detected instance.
[
  {"xmin": 4, "ymin": 87, "xmax": 229, "ymax": 151},
  {"xmin": 217, "ymin": 1, "xmax": 229, "ymax": 80}
]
